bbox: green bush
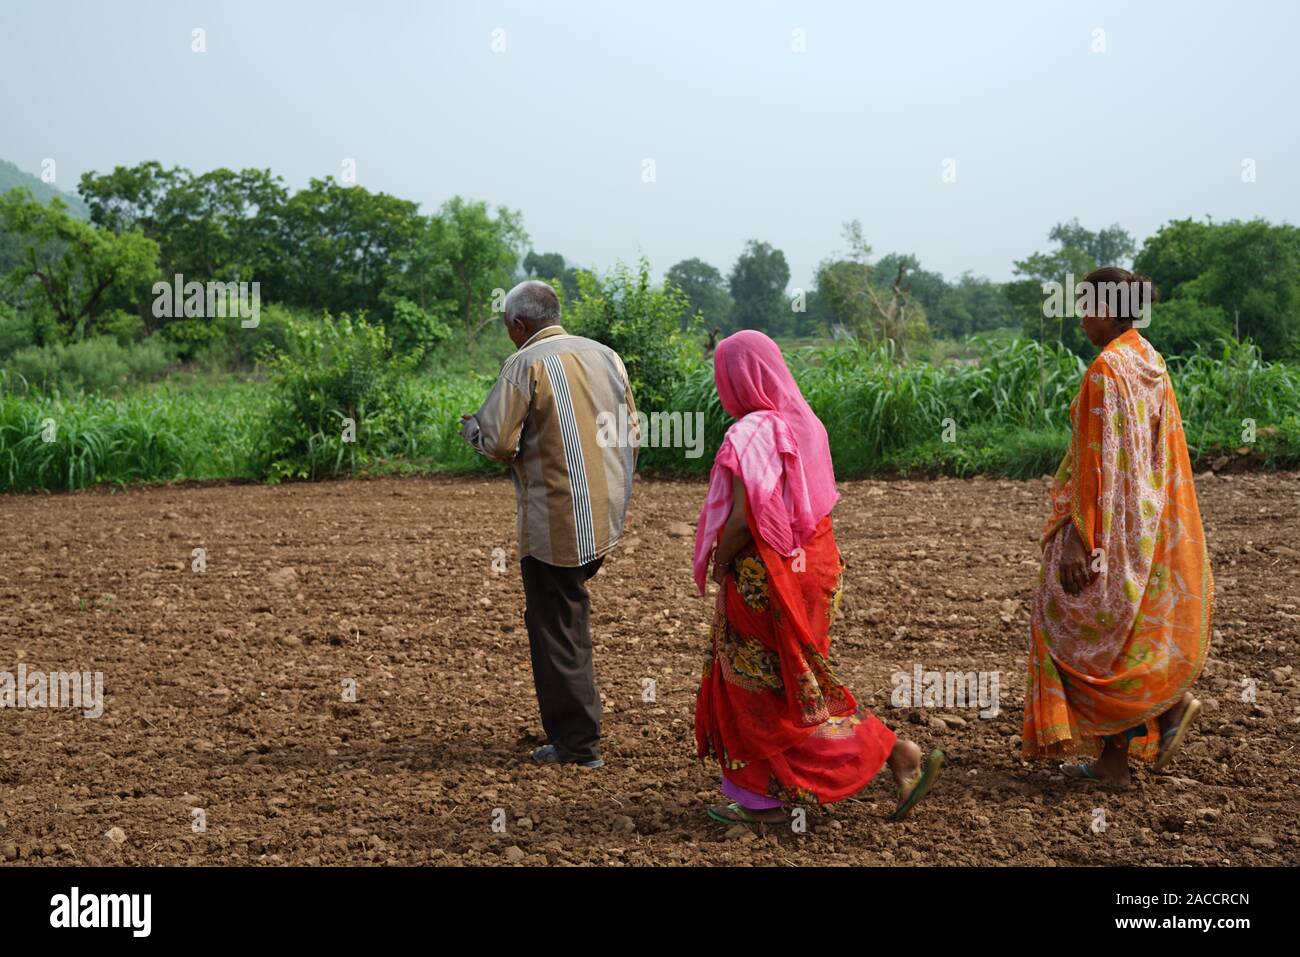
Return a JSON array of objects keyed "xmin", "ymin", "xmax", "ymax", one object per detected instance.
[
  {"xmin": 1171, "ymin": 337, "xmax": 1300, "ymax": 459},
  {"xmin": 159, "ymin": 317, "xmax": 224, "ymax": 359},
  {"xmin": 151, "ymin": 300, "xmax": 302, "ymax": 373},
  {"xmin": 255, "ymin": 312, "xmax": 421, "ymax": 481},
  {"xmin": 3, "ymin": 343, "xmax": 60, "ymax": 390},
  {"xmin": 388, "ymin": 298, "xmax": 455, "ymax": 357},
  {"xmin": 566, "ymin": 259, "xmax": 701, "ymax": 413},
  {"xmin": 99, "ymin": 308, "xmax": 147, "ymax": 346},
  {"xmin": 187, "ymin": 302, "xmax": 297, "ymax": 371},
  {"xmin": 1143, "ymin": 298, "xmax": 1233, "ymax": 357},
  {"xmin": 2, "ymin": 336, "xmax": 176, "ymax": 393},
  {"xmin": 427, "ymin": 321, "xmax": 514, "ymax": 377},
  {"xmin": 0, "ymin": 305, "xmax": 36, "ymax": 357}
]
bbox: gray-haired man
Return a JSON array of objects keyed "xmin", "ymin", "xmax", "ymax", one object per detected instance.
[{"xmin": 460, "ymin": 281, "xmax": 638, "ymax": 768}]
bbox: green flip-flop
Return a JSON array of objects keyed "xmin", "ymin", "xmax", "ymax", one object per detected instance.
[
  {"xmin": 706, "ymin": 802, "xmax": 787, "ymax": 829},
  {"xmin": 1153, "ymin": 697, "xmax": 1202, "ymax": 773},
  {"xmin": 889, "ymin": 749, "xmax": 944, "ymax": 821},
  {"xmin": 1062, "ymin": 761, "xmax": 1104, "ymax": 781}
]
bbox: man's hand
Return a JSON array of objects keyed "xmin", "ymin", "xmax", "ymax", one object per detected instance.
[{"xmin": 1058, "ymin": 523, "xmax": 1093, "ymax": 595}]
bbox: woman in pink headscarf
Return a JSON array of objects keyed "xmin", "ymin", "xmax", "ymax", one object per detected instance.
[{"xmin": 693, "ymin": 330, "xmax": 943, "ymax": 826}]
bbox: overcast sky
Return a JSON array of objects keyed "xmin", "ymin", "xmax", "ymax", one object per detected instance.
[{"xmin": 2, "ymin": 0, "xmax": 1297, "ymax": 287}]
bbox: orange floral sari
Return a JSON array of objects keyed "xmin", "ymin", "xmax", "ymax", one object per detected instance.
[{"xmin": 1023, "ymin": 329, "xmax": 1214, "ymax": 761}]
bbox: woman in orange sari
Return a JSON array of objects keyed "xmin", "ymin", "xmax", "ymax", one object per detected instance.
[
  {"xmin": 693, "ymin": 330, "xmax": 943, "ymax": 825},
  {"xmin": 1023, "ymin": 268, "xmax": 1213, "ymax": 786}
]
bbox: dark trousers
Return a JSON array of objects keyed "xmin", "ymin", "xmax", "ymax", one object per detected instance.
[{"xmin": 520, "ymin": 555, "xmax": 604, "ymax": 762}]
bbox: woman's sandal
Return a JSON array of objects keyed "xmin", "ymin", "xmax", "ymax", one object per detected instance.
[
  {"xmin": 888, "ymin": 749, "xmax": 944, "ymax": 821},
  {"xmin": 707, "ymin": 802, "xmax": 787, "ymax": 830},
  {"xmin": 1153, "ymin": 697, "xmax": 1202, "ymax": 773},
  {"xmin": 1061, "ymin": 762, "xmax": 1115, "ymax": 783}
]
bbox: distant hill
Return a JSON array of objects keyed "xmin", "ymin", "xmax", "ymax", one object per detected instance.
[{"xmin": 0, "ymin": 158, "xmax": 90, "ymax": 219}]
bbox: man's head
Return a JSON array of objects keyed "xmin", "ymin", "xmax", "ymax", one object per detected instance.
[{"xmin": 503, "ymin": 280, "xmax": 561, "ymax": 349}]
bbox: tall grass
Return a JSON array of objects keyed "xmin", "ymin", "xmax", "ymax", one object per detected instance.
[
  {"xmin": 399, "ymin": 374, "xmax": 499, "ymax": 472},
  {"xmin": 0, "ymin": 380, "xmax": 264, "ymax": 491},
  {"xmin": 646, "ymin": 336, "xmax": 1081, "ymax": 476},
  {"xmin": 2, "ymin": 337, "xmax": 1297, "ymax": 492},
  {"xmin": 0, "ymin": 371, "xmax": 498, "ymax": 492},
  {"xmin": 644, "ymin": 335, "xmax": 1300, "ymax": 478},
  {"xmin": 1172, "ymin": 338, "xmax": 1300, "ymax": 460}
]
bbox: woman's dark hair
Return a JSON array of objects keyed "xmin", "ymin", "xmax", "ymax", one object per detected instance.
[{"xmin": 1078, "ymin": 266, "xmax": 1160, "ymax": 323}]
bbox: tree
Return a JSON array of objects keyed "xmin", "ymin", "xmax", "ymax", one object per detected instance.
[
  {"xmin": 1008, "ymin": 245, "xmax": 1096, "ymax": 355},
  {"xmin": 1009, "ymin": 220, "xmax": 1127, "ymax": 355},
  {"xmin": 566, "ymin": 259, "xmax": 696, "ymax": 413},
  {"xmin": 277, "ymin": 177, "xmax": 425, "ymax": 318},
  {"xmin": 158, "ymin": 167, "xmax": 287, "ymax": 283},
  {"xmin": 83, "ymin": 164, "xmax": 441, "ymax": 322},
  {"xmin": 0, "ymin": 190, "xmax": 159, "ymax": 342},
  {"xmin": 523, "ymin": 250, "xmax": 580, "ymax": 303},
  {"xmin": 873, "ymin": 253, "xmax": 967, "ymax": 338},
  {"xmin": 812, "ymin": 222, "xmax": 929, "ymax": 353},
  {"xmin": 1130, "ymin": 218, "xmax": 1214, "ymax": 302},
  {"xmin": 79, "ymin": 161, "xmax": 181, "ymax": 235},
  {"xmin": 1048, "ymin": 218, "xmax": 1136, "ymax": 268},
  {"xmin": 430, "ymin": 197, "xmax": 528, "ymax": 338},
  {"xmin": 380, "ymin": 219, "xmax": 456, "ymax": 324},
  {"xmin": 728, "ymin": 240, "xmax": 790, "ymax": 335},
  {"xmin": 814, "ymin": 257, "xmax": 873, "ymax": 338},
  {"xmin": 1143, "ymin": 298, "xmax": 1233, "ymax": 357},
  {"xmin": 81, "ymin": 162, "xmax": 289, "ymax": 311},
  {"xmin": 954, "ymin": 272, "xmax": 1012, "ymax": 332},
  {"xmin": 665, "ymin": 257, "xmax": 731, "ymax": 332},
  {"xmin": 1135, "ymin": 218, "xmax": 1300, "ymax": 358},
  {"xmin": 0, "ymin": 216, "xmax": 23, "ymax": 280}
]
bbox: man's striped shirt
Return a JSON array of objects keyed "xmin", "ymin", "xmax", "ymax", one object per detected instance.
[{"xmin": 460, "ymin": 326, "xmax": 638, "ymax": 568}]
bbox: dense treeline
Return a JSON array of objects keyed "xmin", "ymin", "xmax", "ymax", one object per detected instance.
[
  {"xmin": 674, "ymin": 216, "xmax": 1300, "ymax": 362},
  {"xmin": 0, "ymin": 159, "xmax": 1297, "ymax": 491},
  {"xmin": 2, "ymin": 159, "xmax": 1297, "ymax": 374},
  {"xmin": 0, "ymin": 162, "xmax": 528, "ymax": 360}
]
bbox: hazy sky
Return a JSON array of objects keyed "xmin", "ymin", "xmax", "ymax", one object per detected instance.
[{"xmin": 2, "ymin": 0, "xmax": 1297, "ymax": 287}]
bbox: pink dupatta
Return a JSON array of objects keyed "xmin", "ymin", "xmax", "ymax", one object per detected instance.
[{"xmin": 692, "ymin": 331, "xmax": 838, "ymax": 595}]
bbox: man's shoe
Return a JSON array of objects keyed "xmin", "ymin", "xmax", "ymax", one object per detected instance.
[{"xmin": 529, "ymin": 744, "xmax": 604, "ymax": 769}]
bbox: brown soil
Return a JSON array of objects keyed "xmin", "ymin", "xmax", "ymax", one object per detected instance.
[{"xmin": 1, "ymin": 473, "xmax": 1297, "ymax": 866}]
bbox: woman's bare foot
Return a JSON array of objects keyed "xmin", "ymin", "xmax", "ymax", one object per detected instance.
[
  {"xmin": 885, "ymin": 741, "xmax": 944, "ymax": 820},
  {"xmin": 888, "ymin": 739, "xmax": 924, "ymax": 797},
  {"xmin": 1062, "ymin": 735, "xmax": 1131, "ymax": 787}
]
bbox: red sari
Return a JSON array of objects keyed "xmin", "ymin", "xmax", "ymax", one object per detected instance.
[{"xmin": 694, "ymin": 511, "xmax": 897, "ymax": 805}]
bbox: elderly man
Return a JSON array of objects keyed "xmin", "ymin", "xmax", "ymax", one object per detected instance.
[{"xmin": 460, "ymin": 280, "xmax": 637, "ymax": 769}]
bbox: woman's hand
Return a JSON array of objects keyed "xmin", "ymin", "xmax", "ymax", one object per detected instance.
[
  {"xmin": 712, "ymin": 559, "xmax": 729, "ymax": 586},
  {"xmin": 1058, "ymin": 523, "xmax": 1093, "ymax": 595},
  {"xmin": 712, "ymin": 474, "xmax": 753, "ymax": 572}
]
